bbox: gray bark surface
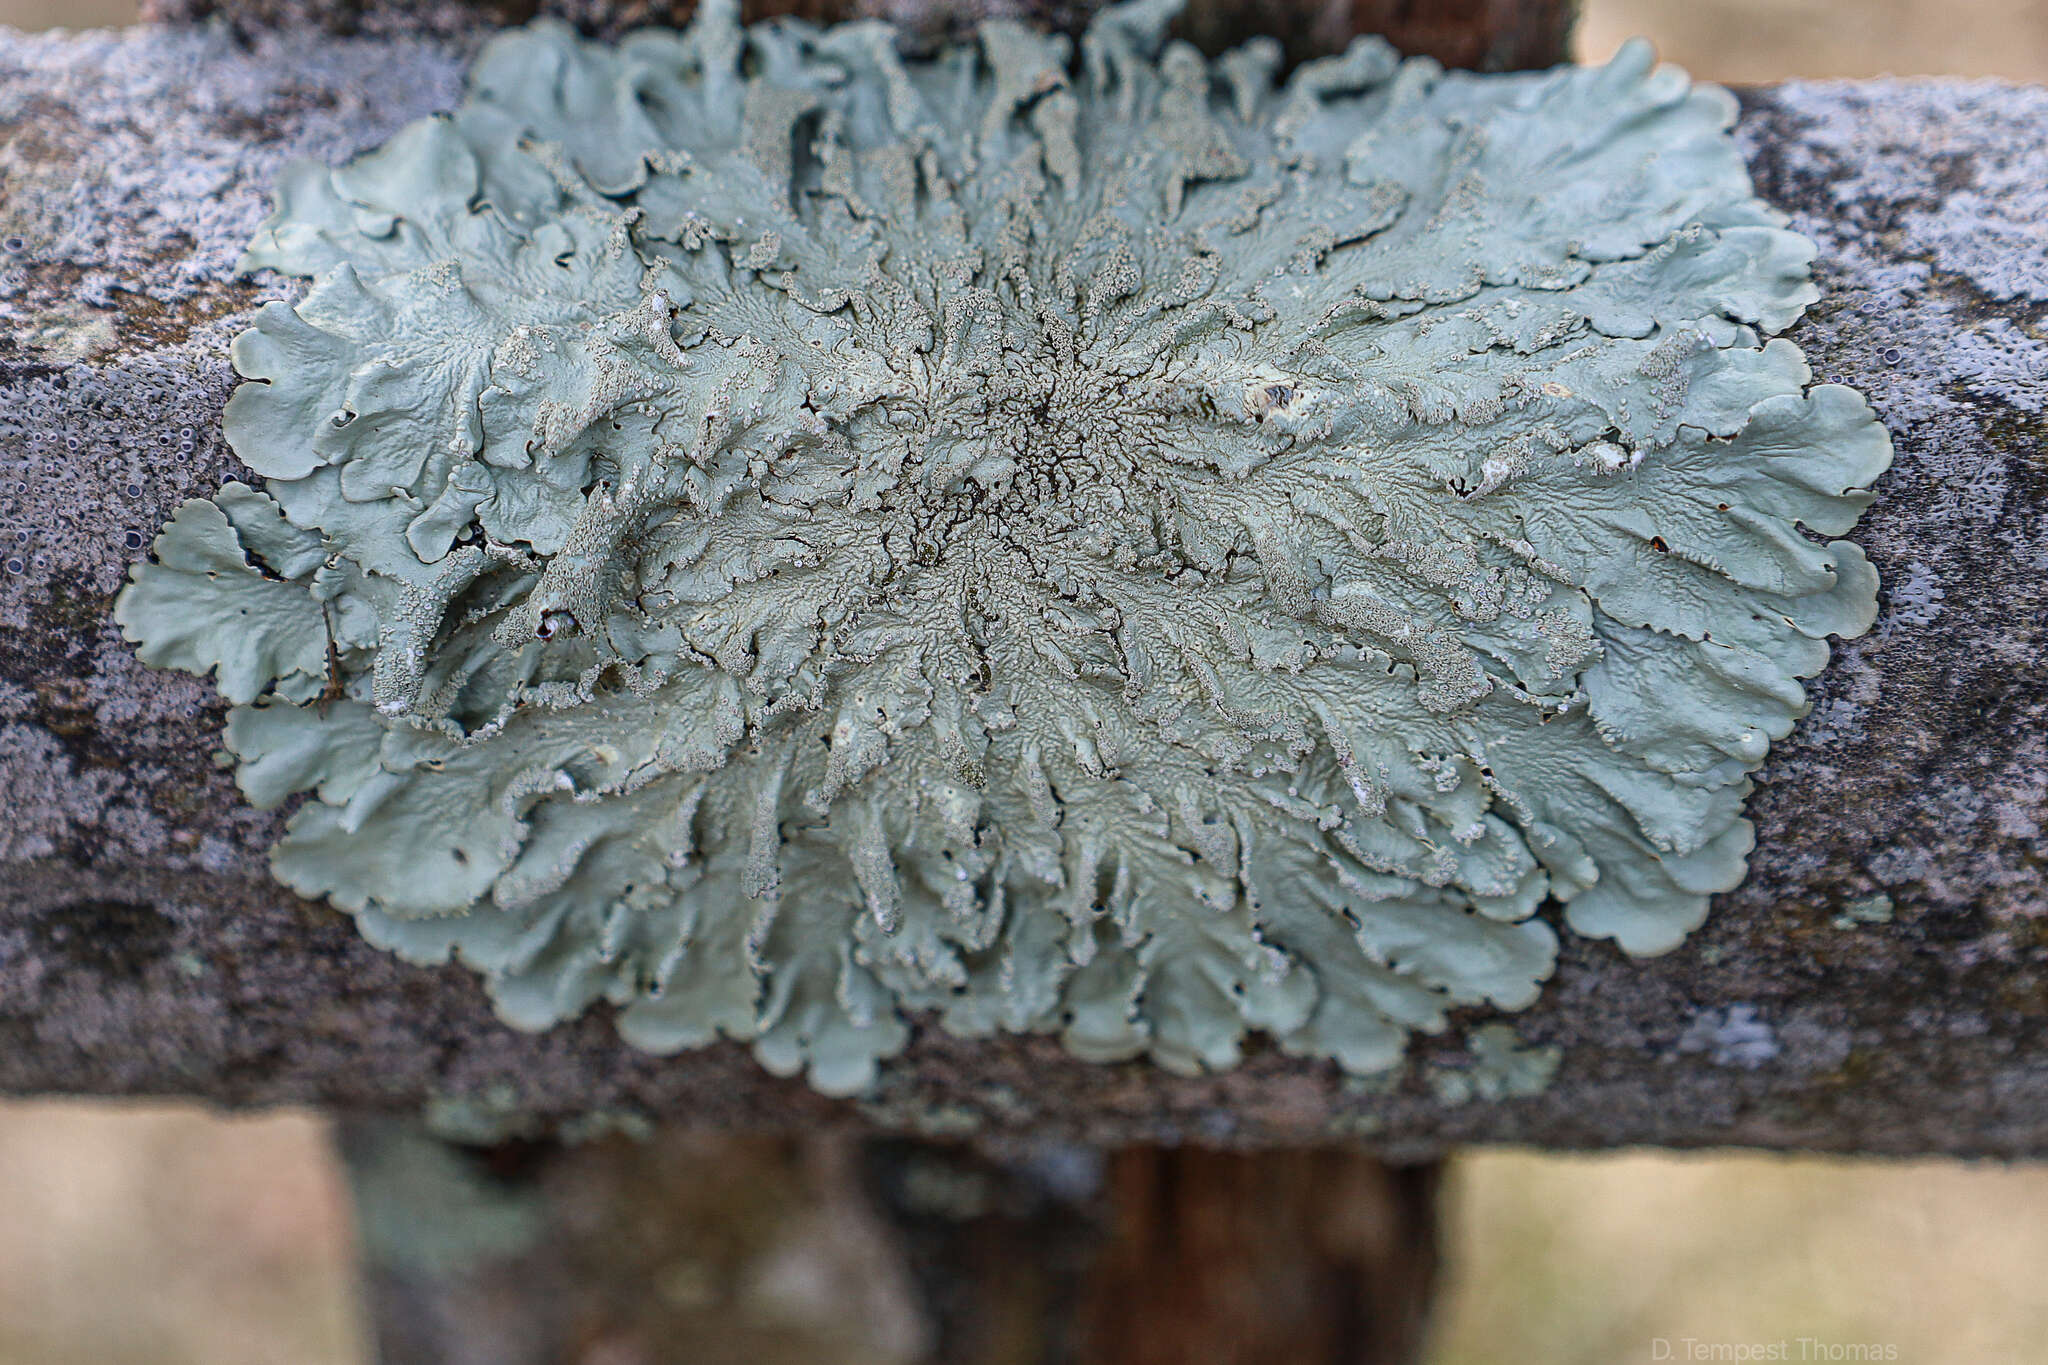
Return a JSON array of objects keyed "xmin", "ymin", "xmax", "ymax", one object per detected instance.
[
  {"xmin": 136, "ymin": 0, "xmax": 1577, "ymax": 72},
  {"xmin": 2, "ymin": 26, "xmax": 2045, "ymax": 1157}
]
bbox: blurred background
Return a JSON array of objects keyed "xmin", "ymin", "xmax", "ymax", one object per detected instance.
[
  {"xmin": 10, "ymin": 1097, "xmax": 2048, "ymax": 1364},
  {"xmin": 5, "ymin": 1, "xmax": 2048, "ymax": 1362}
]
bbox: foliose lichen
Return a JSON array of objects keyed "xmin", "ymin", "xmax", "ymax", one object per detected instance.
[
  {"xmin": 1426, "ymin": 1022, "xmax": 1561, "ymax": 1103},
  {"xmin": 116, "ymin": 0, "xmax": 1890, "ymax": 1095}
]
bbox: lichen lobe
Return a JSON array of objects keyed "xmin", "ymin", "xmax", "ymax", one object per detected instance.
[{"xmin": 116, "ymin": 0, "xmax": 1889, "ymax": 1095}]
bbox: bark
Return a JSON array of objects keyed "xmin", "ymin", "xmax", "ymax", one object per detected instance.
[
  {"xmin": 136, "ymin": 0, "xmax": 1578, "ymax": 71},
  {"xmin": 1, "ymin": 25, "xmax": 2046, "ymax": 1157},
  {"xmin": 336, "ymin": 1123, "xmax": 1438, "ymax": 1365}
]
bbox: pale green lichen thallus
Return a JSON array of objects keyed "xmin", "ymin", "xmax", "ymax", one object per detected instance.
[{"xmin": 116, "ymin": 0, "xmax": 1890, "ymax": 1095}]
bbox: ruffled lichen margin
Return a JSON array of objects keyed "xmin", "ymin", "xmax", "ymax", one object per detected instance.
[{"xmin": 115, "ymin": 0, "xmax": 1889, "ymax": 1095}]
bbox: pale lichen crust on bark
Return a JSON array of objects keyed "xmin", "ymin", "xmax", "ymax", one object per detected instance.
[{"xmin": 114, "ymin": 0, "xmax": 1890, "ymax": 1095}]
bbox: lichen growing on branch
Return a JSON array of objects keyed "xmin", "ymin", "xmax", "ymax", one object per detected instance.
[{"xmin": 117, "ymin": 0, "xmax": 1889, "ymax": 1094}]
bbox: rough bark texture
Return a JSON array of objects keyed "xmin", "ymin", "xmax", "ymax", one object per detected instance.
[
  {"xmin": 1, "ymin": 24, "xmax": 2045, "ymax": 1157},
  {"xmin": 338, "ymin": 1124, "xmax": 1437, "ymax": 1365},
  {"xmin": 136, "ymin": 0, "xmax": 1577, "ymax": 71}
]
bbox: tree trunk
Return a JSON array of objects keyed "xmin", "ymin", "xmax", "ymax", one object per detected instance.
[
  {"xmin": 338, "ymin": 1123, "xmax": 1440, "ymax": 1365},
  {"xmin": 1074, "ymin": 1147, "xmax": 1440, "ymax": 1365}
]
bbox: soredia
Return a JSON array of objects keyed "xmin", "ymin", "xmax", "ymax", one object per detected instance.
[{"xmin": 117, "ymin": 0, "xmax": 1889, "ymax": 1095}]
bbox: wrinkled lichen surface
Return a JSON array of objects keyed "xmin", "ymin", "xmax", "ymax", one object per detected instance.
[{"xmin": 117, "ymin": 0, "xmax": 1888, "ymax": 1094}]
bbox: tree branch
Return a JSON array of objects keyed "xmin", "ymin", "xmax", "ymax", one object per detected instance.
[
  {"xmin": 2, "ymin": 25, "xmax": 2044, "ymax": 1156},
  {"xmin": 136, "ymin": 0, "xmax": 1579, "ymax": 71}
]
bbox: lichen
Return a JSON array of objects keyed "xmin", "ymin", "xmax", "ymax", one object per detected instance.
[
  {"xmin": 1425, "ymin": 1022, "xmax": 1559, "ymax": 1103},
  {"xmin": 1676, "ymin": 1003, "xmax": 1781, "ymax": 1069},
  {"xmin": 1833, "ymin": 892, "xmax": 1894, "ymax": 929},
  {"xmin": 116, "ymin": 0, "xmax": 1888, "ymax": 1095}
]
